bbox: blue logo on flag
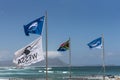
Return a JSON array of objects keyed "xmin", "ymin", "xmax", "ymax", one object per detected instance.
[
  {"xmin": 28, "ymin": 22, "xmax": 38, "ymax": 32},
  {"xmin": 87, "ymin": 37, "xmax": 102, "ymax": 49}
]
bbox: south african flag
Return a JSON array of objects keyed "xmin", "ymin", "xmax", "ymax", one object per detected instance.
[{"xmin": 57, "ymin": 40, "xmax": 69, "ymax": 51}]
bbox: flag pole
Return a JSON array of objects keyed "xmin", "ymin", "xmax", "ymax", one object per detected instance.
[
  {"xmin": 45, "ymin": 11, "xmax": 48, "ymax": 80},
  {"xmin": 102, "ymin": 34, "xmax": 105, "ymax": 80},
  {"xmin": 69, "ymin": 37, "xmax": 71, "ymax": 79}
]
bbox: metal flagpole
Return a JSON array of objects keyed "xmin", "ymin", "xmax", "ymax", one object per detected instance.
[
  {"xmin": 69, "ymin": 37, "xmax": 71, "ymax": 80},
  {"xmin": 45, "ymin": 11, "xmax": 48, "ymax": 80},
  {"xmin": 102, "ymin": 34, "xmax": 105, "ymax": 80}
]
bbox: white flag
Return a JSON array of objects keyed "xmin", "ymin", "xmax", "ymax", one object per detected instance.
[{"xmin": 13, "ymin": 36, "xmax": 44, "ymax": 66}]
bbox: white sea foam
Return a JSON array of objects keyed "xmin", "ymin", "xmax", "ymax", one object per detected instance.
[
  {"xmin": 44, "ymin": 67, "xmax": 52, "ymax": 70},
  {"xmin": 38, "ymin": 70, "xmax": 42, "ymax": 72},
  {"xmin": 44, "ymin": 71, "xmax": 54, "ymax": 73},
  {"xmin": 62, "ymin": 71, "xmax": 68, "ymax": 74}
]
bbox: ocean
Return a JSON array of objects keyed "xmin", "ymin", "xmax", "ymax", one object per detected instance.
[{"xmin": 0, "ymin": 66, "xmax": 120, "ymax": 80}]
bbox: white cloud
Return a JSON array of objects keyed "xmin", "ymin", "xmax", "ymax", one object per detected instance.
[
  {"xmin": 106, "ymin": 52, "xmax": 120, "ymax": 57},
  {"xmin": 106, "ymin": 52, "xmax": 114, "ymax": 56},
  {"xmin": 43, "ymin": 51, "xmax": 62, "ymax": 58},
  {"xmin": 0, "ymin": 51, "xmax": 12, "ymax": 60}
]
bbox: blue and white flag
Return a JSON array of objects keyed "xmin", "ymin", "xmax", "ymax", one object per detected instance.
[
  {"xmin": 24, "ymin": 16, "xmax": 45, "ymax": 36},
  {"xmin": 13, "ymin": 36, "xmax": 44, "ymax": 66},
  {"xmin": 87, "ymin": 37, "xmax": 102, "ymax": 49}
]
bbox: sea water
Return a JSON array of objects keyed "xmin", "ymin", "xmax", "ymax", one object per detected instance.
[{"xmin": 0, "ymin": 66, "xmax": 120, "ymax": 80}]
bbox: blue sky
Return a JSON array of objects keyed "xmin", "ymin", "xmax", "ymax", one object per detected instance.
[{"xmin": 0, "ymin": 0, "xmax": 120, "ymax": 66}]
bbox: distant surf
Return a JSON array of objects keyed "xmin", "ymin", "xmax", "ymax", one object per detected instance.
[{"xmin": 0, "ymin": 66, "xmax": 119, "ymax": 80}]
